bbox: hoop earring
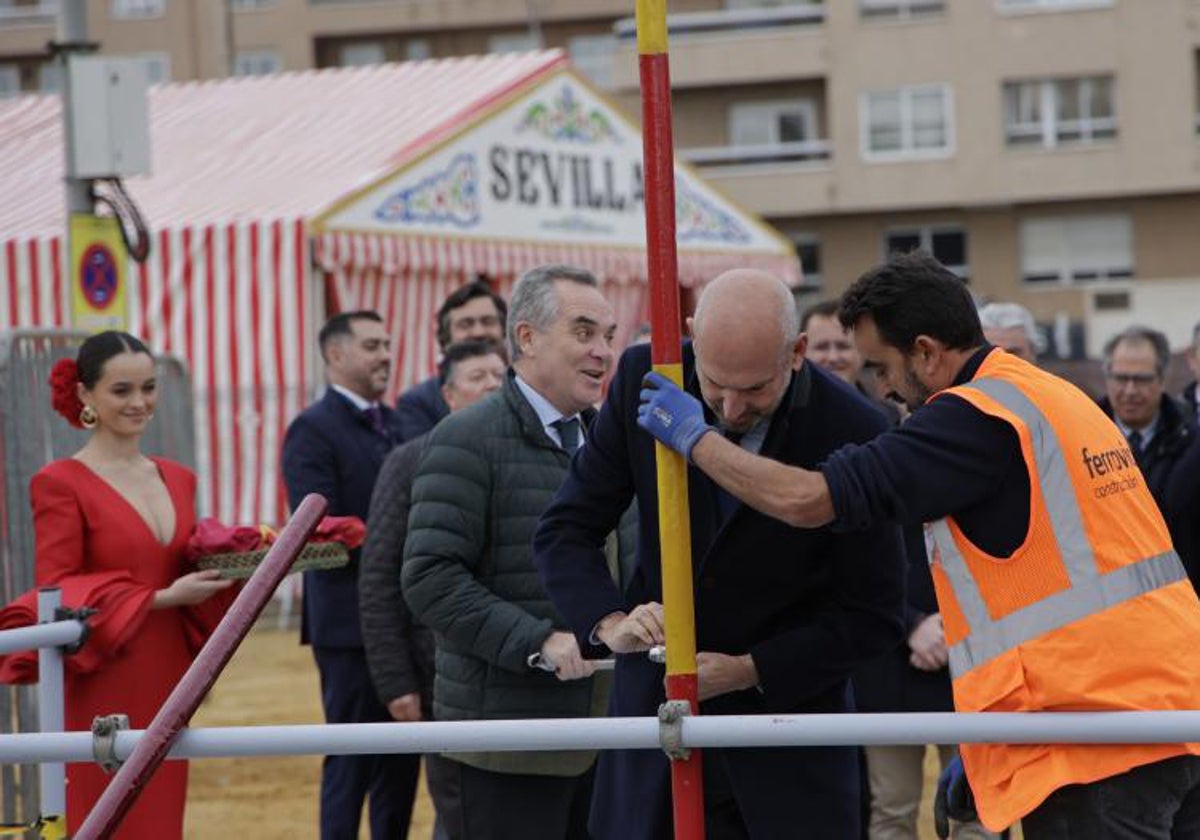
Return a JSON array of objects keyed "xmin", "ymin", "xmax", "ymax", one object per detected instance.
[{"xmin": 79, "ymin": 405, "xmax": 98, "ymax": 429}]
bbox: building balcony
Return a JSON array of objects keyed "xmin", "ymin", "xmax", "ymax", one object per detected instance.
[
  {"xmin": 680, "ymin": 139, "xmax": 832, "ymax": 168},
  {"xmin": 700, "ymin": 161, "xmax": 837, "ymax": 218},
  {"xmin": 611, "ymin": 4, "xmax": 828, "ymax": 90}
]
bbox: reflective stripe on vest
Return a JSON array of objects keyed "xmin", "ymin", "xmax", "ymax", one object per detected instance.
[{"xmin": 931, "ymin": 376, "xmax": 1188, "ymax": 677}]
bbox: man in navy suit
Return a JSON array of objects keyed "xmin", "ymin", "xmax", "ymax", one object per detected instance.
[
  {"xmin": 282, "ymin": 310, "xmax": 416, "ymax": 839},
  {"xmin": 534, "ymin": 270, "xmax": 906, "ymax": 839}
]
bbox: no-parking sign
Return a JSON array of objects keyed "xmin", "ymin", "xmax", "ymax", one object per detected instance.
[{"xmin": 70, "ymin": 214, "xmax": 128, "ymax": 331}]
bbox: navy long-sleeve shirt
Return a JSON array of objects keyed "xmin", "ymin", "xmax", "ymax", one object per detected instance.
[{"xmin": 822, "ymin": 347, "xmax": 1031, "ymax": 558}]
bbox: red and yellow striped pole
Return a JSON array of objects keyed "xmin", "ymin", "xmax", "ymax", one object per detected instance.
[{"xmin": 636, "ymin": 2, "xmax": 705, "ymax": 838}]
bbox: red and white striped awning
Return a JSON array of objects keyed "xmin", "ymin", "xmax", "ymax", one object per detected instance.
[
  {"xmin": 0, "ymin": 52, "xmax": 569, "ymax": 236},
  {"xmin": 0, "ymin": 50, "xmax": 798, "ymax": 525},
  {"xmin": 317, "ymin": 230, "xmax": 651, "ymax": 403},
  {"xmin": 0, "ymin": 53, "xmax": 572, "ymax": 525}
]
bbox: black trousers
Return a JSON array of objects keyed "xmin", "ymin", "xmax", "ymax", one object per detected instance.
[
  {"xmin": 456, "ymin": 759, "xmax": 595, "ymax": 840},
  {"xmin": 427, "ymin": 753, "xmax": 464, "ymax": 840},
  {"xmin": 312, "ymin": 646, "xmax": 421, "ymax": 839},
  {"xmin": 1022, "ymin": 754, "xmax": 1200, "ymax": 839}
]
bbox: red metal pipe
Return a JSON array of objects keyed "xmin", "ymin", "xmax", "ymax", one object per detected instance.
[
  {"xmin": 74, "ymin": 494, "xmax": 329, "ymax": 839},
  {"xmin": 665, "ymin": 673, "xmax": 705, "ymax": 838},
  {"xmin": 641, "ymin": 52, "xmax": 682, "ymax": 365},
  {"xmin": 639, "ymin": 20, "xmax": 706, "ymax": 840}
]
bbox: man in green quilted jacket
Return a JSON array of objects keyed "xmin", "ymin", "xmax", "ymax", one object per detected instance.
[{"xmin": 403, "ymin": 263, "xmax": 625, "ymax": 840}]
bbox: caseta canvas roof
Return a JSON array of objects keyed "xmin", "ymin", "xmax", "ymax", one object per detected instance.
[{"xmin": 0, "ymin": 49, "xmax": 798, "ymax": 524}]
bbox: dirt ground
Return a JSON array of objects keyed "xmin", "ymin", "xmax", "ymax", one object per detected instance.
[
  {"xmin": 183, "ymin": 626, "xmax": 1004, "ymax": 839},
  {"xmin": 184, "ymin": 626, "xmax": 435, "ymax": 839}
]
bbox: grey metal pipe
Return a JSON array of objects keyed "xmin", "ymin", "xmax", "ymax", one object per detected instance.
[
  {"xmin": 36, "ymin": 589, "xmax": 67, "ymax": 822},
  {"xmin": 5, "ymin": 712, "xmax": 1200, "ymax": 765},
  {"xmin": 0, "ymin": 620, "xmax": 83, "ymax": 656},
  {"xmin": 57, "ymin": 0, "xmax": 92, "ymax": 215}
]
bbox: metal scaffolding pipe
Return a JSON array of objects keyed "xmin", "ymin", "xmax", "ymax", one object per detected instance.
[
  {"xmin": 36, "ymin": 589, "xmax": 67, "ymax": 826},
  {"xmin": 0, "ymin": 619, "xmax": 84, "ymax": 655},
  {"xmin": 5, "ymin": 712, "xmax": 1200, "ymax": 766}
]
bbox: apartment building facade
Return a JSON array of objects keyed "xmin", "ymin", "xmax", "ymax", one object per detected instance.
[
  {"xmin": 3, "ymin": 0, "xmax": 1199, "ymax": 355},
  {"xmin": 606, "ymin": 0, "xmax": 1200, "ymax": 356},
  {"xmin": 0, "ymin": 0, "xmax": 640, "ymax": 90}
]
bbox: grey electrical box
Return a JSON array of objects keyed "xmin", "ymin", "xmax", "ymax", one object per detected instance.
[{"xmin": 65, "ymin": 56, "xmax": 151, "ymax": 179}]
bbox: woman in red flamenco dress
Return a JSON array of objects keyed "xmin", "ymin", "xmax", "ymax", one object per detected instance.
[{"xmin": 1, "ymin": 331, "xmax": 235, "ymax": 838}]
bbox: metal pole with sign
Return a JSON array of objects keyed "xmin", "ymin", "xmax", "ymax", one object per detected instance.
[
  {"xmin": 69, "ymin": 215, "xmax": 129, "ymax": 331},
  {"xmin": 57, "ymin": 0, "xmax": 151, "ymax": 333}
]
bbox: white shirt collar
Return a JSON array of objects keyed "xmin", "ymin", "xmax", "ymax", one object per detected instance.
[
  {"xmin": 513, "ymin": 375, "xmax": 581, "ymax": 449},
  {"xmin": 331, "ymin": 384, "xmax": 376, "ymax": 412},
  {"xmin": 1113, "ymin": 412, "xmax": 1159, "ymax": 446}
]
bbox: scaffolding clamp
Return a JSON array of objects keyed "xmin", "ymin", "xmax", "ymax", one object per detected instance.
[
  {"xmin": 657, "ymin": 699, "xmax": 691, "ymax": 761},
  {"xmin": 91, "ymin": 713, "xmax": 130, "ymax": 773},
  {"xmin": 54, "ymin": 606, "xmax": 96, "ymax": 655}
]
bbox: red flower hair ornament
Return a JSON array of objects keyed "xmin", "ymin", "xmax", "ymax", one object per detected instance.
[{"xmin": 49, "ymin": 358, "xmax": 86, "ymax": 429}]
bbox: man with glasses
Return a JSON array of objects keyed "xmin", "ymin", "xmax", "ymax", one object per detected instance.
[
  {"xmin": 1182, "ymin": 320, "xmax": 1200, "ymax": 425},
  {"xmin": 1099, "ymin": 325, "xmax": 1198, "ymax": 584}
]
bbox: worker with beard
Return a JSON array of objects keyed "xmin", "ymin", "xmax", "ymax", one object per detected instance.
[{"xmin": 637, "ymin": 252, "xmax": 1200, "ymax": 839}]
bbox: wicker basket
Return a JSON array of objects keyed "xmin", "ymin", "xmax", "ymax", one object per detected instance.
[{"xmin": 196, "ymin": 542, "xmax": 350, "ymax": 580}]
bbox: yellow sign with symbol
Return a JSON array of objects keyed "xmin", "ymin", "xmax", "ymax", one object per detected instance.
[{"xmin": 70, "ymin": 214, "xmax": 128, "ymax": 332}]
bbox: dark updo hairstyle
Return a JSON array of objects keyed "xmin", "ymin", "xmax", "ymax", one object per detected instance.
[
  {"xmin": 76, "ymin": 331, "xmax": 152, "ymax": 389},
  {"xmin": 49, "ymin": 331, "xmax": 153, "ymax": 427}
]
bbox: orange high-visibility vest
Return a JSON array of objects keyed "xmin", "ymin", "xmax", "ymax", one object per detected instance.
[{"xmin": 927, "ymin": 349, "xmax": 1200, "ymax": 831}]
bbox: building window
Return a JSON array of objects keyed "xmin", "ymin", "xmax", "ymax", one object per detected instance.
[
  {"xmin": 860, "ymin": 0, "xmax": 945, "ymax": 21},
  {"xmin": 884, "ymin": 226, "xmax": 968, "ymax": 278},
  {"xmin": 140, "ymin": 52, "xmax": 171, "ymax": 84},
  {"xmin": 1020, "ymin": 214, "xmax": 1132, "ymax": 285},
  {"xmin": 791, "ymin": 234, "xmax": 821, "ymax": 287},
  {"xmin": 234, "ymin": 50, "xmax": 282, "ymax": 77},
  {"xmin": 38, "ymin": 60, "xmax": 61, "ymax": 93},
  {"xmin": 406, "ymin": 39, "xmax": 432, "ymax": 61},
  {"xmin": 0, "ymin": 64, "xmax": 19, "ymax": 99},
  {"xmin": 340, "ymin": 41, "xmax": 386, "ymax": 67},
  {"xmin": 996, "ymin": 0, "xmax": 1114, "ymax": 13},
  {"xmin": 861, "ymin": 84, "xmax": 953, "ymax": 160},
  {"xmin": 569, "ymin": 35, "xmax": 616, "ymax": 89},
  {"xmin": 488, "ymin": 32, "xmax": 542, "ymax": 54},
  {"xmin": 730, "ymin": 100, "xmax": 818, "ymax": 147},
  {"xmin": 110, "ymin": 0, "xmax": 165, "ymax": 19},
  {"xmin": 1004, "ymin": 76, "xmax": 1115, "ymax": 148}
]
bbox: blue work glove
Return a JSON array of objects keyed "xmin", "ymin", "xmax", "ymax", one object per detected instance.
[
  {"xmin": 637, "ymin": 371, "xmax": 714, "ymax": 461},
  {"xmin": 934, "ymin": 754, "xmax": 977, "ymax": 839}
]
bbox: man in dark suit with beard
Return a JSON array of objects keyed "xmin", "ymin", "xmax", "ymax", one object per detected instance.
[{"xmin": 282, "ymin": 310, "xmax": 413, "ymax": 839}]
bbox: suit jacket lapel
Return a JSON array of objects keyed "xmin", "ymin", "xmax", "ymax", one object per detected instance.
[{"xmin": 326, "ymin": 388, "xmax": 394, "ymax": 461}]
